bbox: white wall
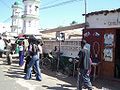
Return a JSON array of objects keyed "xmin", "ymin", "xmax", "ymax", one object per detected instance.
[
  {"xmin": 43, "ymin": 40, "xmax": 81, "ymax": 58},
  {"xmin": 11, "ymin": 5, "xmax": 23, "ymax": 34},
  {"xmin": 23, "ymin": 19, "xmax": 39, "ymax": 34},
  {"xmin": 87, "ymin": 12, "xmax": 120, "ymax": 28},
  {"xmin": 24, "ymin": 2, "xmax": 39, "ymax": 16},
  {"xmin": 23, "ymin": 0, "xmax": 40, "ymax": 34}
]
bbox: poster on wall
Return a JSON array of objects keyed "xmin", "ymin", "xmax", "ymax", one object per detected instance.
[
  {"xmin": 103, "ymin": 48, "xmax": 113, "ymax": 62},
  {"xmin": 104, "ymin": 33, "xmax": 114, "ymax": 46}
]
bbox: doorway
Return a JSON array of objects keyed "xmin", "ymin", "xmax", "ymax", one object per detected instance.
[{"xmin": 115, "ymin": 29, "xmax": 120, "ymax": 78}]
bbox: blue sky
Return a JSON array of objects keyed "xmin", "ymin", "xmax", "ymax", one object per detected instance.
[{"xmin": 0, "ymin": 0, "xmax": 120, "ymax": 29}]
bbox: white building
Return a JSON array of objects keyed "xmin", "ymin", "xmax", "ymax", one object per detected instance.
[
  {"xmin": 11, "ymin": 1, "xmax": 23, "ymax": 34},
  {"xmin": 22, "ymin": 0, "xmax": 40, "ymax": 34}
]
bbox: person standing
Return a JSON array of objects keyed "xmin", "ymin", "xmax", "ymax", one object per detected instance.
[
  {"xmin": 5, "ymin": 39, "xmax": 12, "ymax": 65},
  {"xmin": 77, "ymin": 40, "xmax": 92, "ymax": 90},
  {"xmin": 0, "ymin": 36, "xmax": 5, "ymax": 58},
  {"xmin": 18, "ymin": 41, "xmax": 24, "ymax": 66},
  {"xmin": 38, "ymin": 42, "xmax": 43, "ymax": 68},
  {"xmin": 24, "ymin": 43, "xmax": 31, "ymax": 73},
  {"xmin": 24, "ymin": 40, "xmax": 42, "ymax": 81},
  {"xmin": 38, "ymin": 43, "xmax": 43, "ymax": 60},
  {"xmin": 51, "ymin": 46, "xmax": 59, "ymax": 71},
  {"xmin": 23, "ymin": 37, "xmax": 29, "ymax": 54}
]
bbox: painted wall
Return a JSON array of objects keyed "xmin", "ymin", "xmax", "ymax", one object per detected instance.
[
  {"xmin": 87, "ymin": 12, "xmax": 120, "ymax": 28},
  {"xmin": 43, "ymin": 40, "xmax": 81, "ymax": 58}
]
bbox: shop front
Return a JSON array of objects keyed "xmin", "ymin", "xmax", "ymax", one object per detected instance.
[{"xmin": 83, "ymin": 28, "xmax": 120, "ymax": 79}]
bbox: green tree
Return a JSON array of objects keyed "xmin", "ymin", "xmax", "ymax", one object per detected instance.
[{"xmin": 70, "ymin": 21, "xmax": 77, "ymax": 25}]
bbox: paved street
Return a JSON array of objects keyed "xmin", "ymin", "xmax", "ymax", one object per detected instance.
[{"xmin": 0, "ymin": 57, "xmax": 120, "ymax": 90}]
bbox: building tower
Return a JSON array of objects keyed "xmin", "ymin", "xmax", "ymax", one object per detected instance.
[
  {"xmin": 22, "ymin": 0, "xmax": 40, "ymax": 34},
  {"xmin": 11, "ymin": 1, "xmax": 23, "ymax": 35}
]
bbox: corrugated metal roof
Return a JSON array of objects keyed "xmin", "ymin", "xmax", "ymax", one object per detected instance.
[{"xmin": 83, "ymin": 8, "xmax": 120, "ymax": 17}]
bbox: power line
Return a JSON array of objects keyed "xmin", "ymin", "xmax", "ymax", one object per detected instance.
[
  {"xmin": 3, "ymin": 0, "xmax": 81, "ymax": 23},
  {"xmin": 3, "ymin": 17, "xmax": 11, "ymax": 23},
  {"xmin": 0, "ymin": 0, "xmax": 10, "ymax": 9},
  {"xmin": 41, "ymin": 0, "xmax": 61, "ymax": 7},
  {"xmin": 40, "ymin": 0, "xmax": 79, "ymax": 10}
]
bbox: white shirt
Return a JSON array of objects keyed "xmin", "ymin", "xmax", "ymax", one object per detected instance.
[
  {"xmin": 38, "ymin": 45, "xmax": 43, "ymax": 54},
  {"xmin": 19, "ymin": 45, "xmax": 23, "ymax": 51},
  {"xmin": 0, "ymin": 39, "xmax": 5, "ymax": 51}
]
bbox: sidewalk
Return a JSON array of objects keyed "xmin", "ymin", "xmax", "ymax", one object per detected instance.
[{"xmin": 0, "ymin": 57, "xmax": 120, "ymax": 90}]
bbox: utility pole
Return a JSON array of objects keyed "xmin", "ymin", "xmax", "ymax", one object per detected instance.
[
  {"xmin": 56, "ymin": 32, "xmax": 65, "ymax": 72},
  {"xmin": 84, "ymin": 0, "xmax": 87, "ymax": 30},
  {"xmin": 57, "ymin": 39, "xmax": 61, "ymax": 72},
  {"xmin": 82, "ymin": 0, "xmax": 87, "ymax": 40}
]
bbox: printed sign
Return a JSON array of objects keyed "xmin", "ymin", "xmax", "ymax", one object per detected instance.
[
  {"xmin": 104, "ymin": 33, "xmax": 114, "ymax": 46},
  {"xmin": 103, "ymin": 48, "xmax": 113, "ymax": 62}
]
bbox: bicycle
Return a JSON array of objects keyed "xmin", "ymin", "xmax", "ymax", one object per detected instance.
[
  {"xmin": 59, "ymin": 57, "xmax": 79, "ymax": 77},
  {"xmin": 41, "ymin": 53, "xmax": 53, "ymax": 70}
]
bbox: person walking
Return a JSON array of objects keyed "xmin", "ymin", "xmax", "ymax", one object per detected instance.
[
  {"xmin": 24, "ymin": 43, "xmax": 31, "ymax": 73},
  {"xmin": 24, "ymin": 40, "xmax": 42, "ymax": 81},
  {"xmin": 77, "ymin": 40, "xmax": 92, "ymax": 90},
  {"xmin": 5, "ymin": 39, "xmax": 12, "ymax": 65}
]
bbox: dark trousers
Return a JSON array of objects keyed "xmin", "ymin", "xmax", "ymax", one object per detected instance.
[
  {"xmin": 7, "ymin": 53, "xmax": 12, "ymax": 65},
  {"xmin": 77, "ymin": 69, "xmax": 92, "ymax": 90},
  {"xmin": 24, "ymin": 55, "xmax": 35, "ymax": 74},
  {"xmin": 19, "ymin": 51, "xmax": 24, "ymax": 66},
  {"xmin": 24, "ymin": 56, "xmax": 31, "ymax": 73},
  {"xmin": 0, "ymin": 52, "xmax": 2, "ymax": 58}
]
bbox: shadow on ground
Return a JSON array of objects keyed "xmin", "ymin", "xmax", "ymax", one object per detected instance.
[
  {"xmin": 42, "ymin": 84, "xmax": 72, "ymax": 90},
  {"xmin": 42, "ymin": 67, "xmax": 120, "ymax": 90},
  {"xmin": 4, "ymin": 66, "xmax": 25, "ymax": 79},
  {"xmin": 0, "ymin": 57, "xmax": 120, "ymax": 90},
  {"xmin": 41, "ymin": 68, "xmax": 77, "ymax": 86},
  {"xmin": 92, "ymin": 78, "xmax": 120, "ymax": 90}
]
